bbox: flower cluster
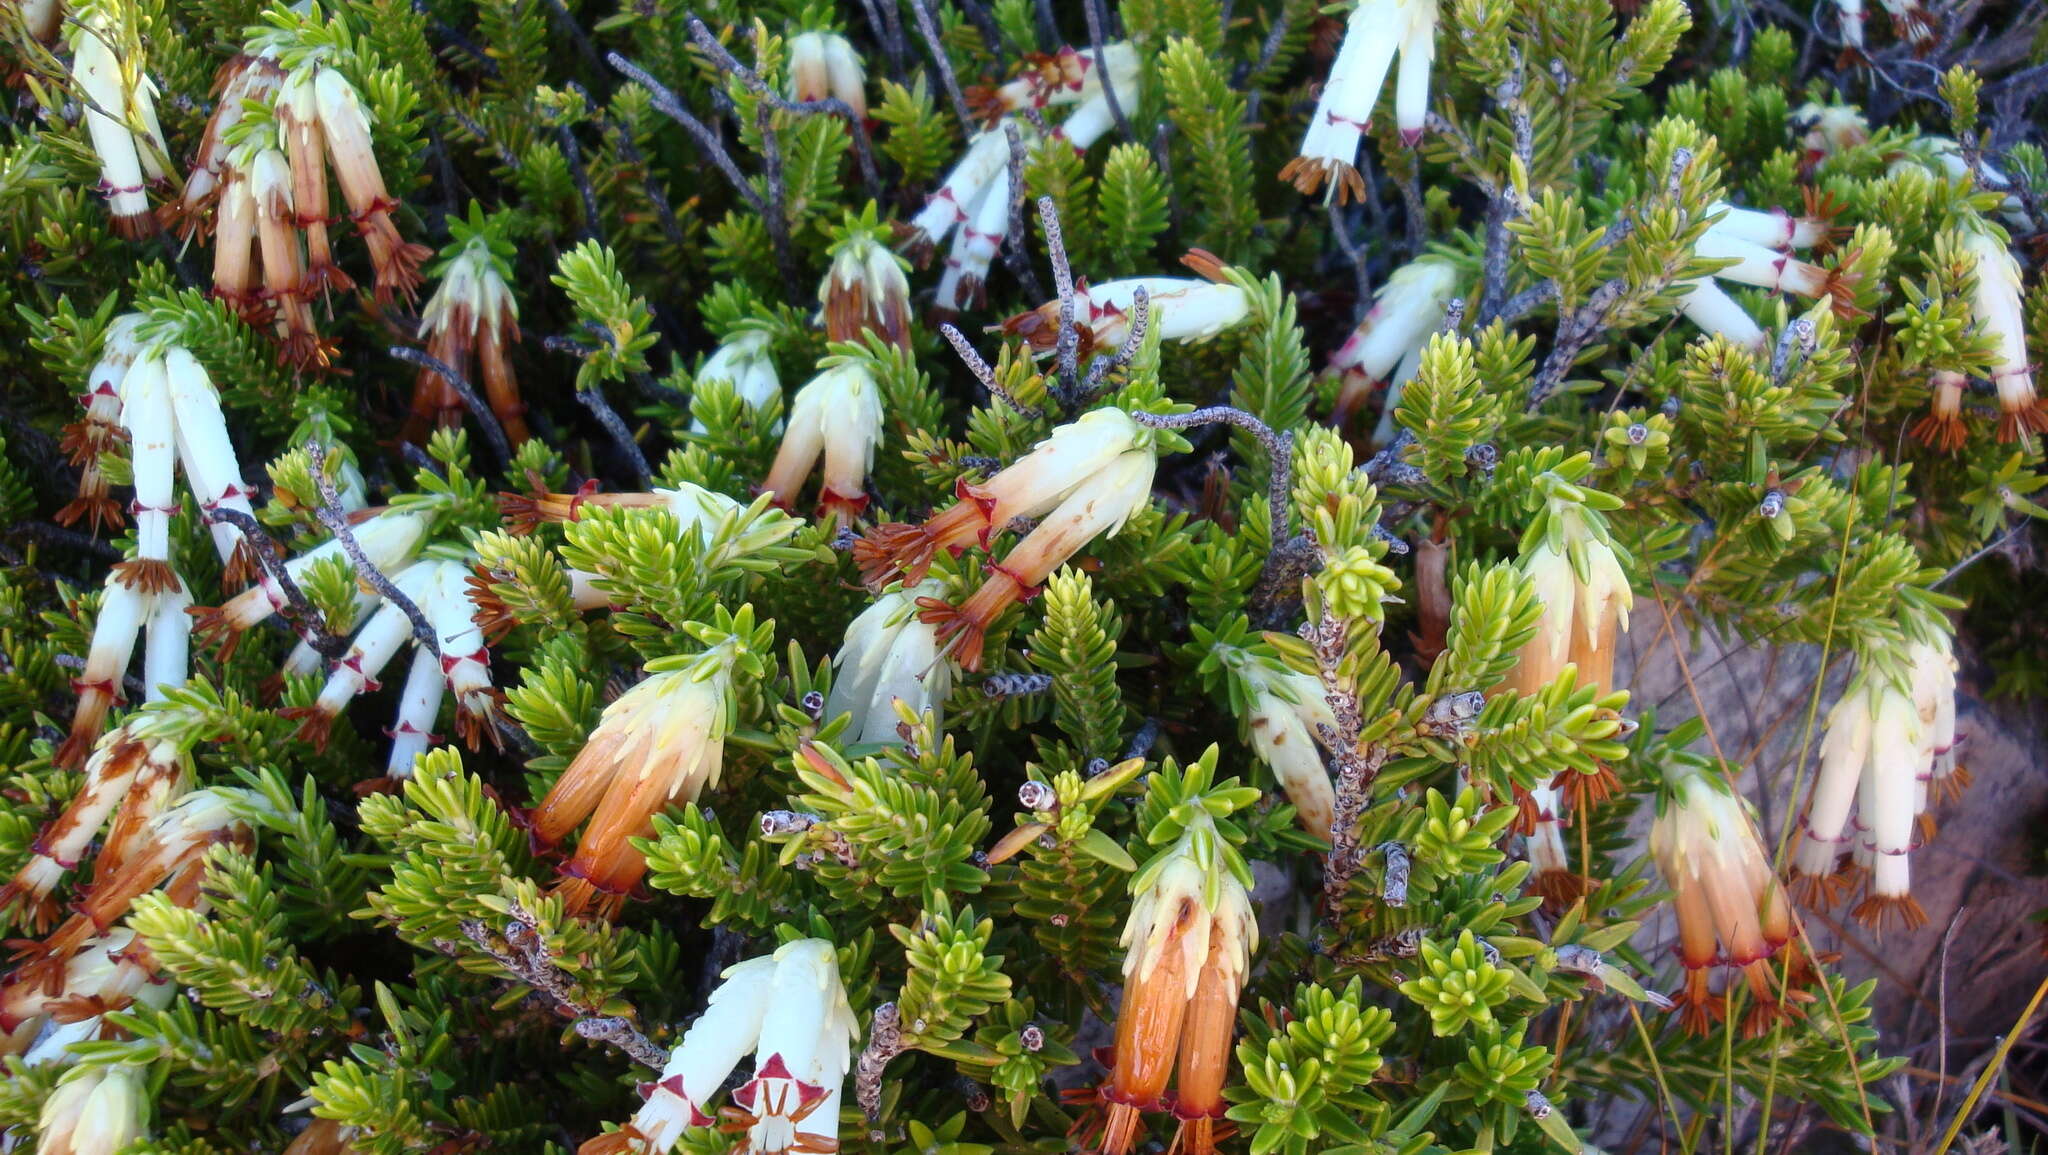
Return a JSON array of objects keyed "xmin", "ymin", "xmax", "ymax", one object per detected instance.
[
  {"xmin": 1325, "ymin": 255, "xmax": 1462, "ymax": 436},
  {"xmin": 1676, "ymin": 197, "xmax": 1852, "ymax": 348},
  {"xmin": 69, "ymin": 2, "xmax": 172, "ymax": 239},
  {"xmin": 406, "ymin": 207, "xmax": 529, "ymax": 445}
]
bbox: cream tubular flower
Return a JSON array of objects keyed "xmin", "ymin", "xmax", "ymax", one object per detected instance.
[
  {"xmin": 967, "ymin": 43, "xmax": 1138, "ymax": 119},
  {"xmin": 312, "ymin": 65, "xmax": 430, "ymax": 303},
  {"xmin": 787, "ymin": 31, "xmax": 865, "ymax": 120},
  {"xmin": 0, "ymin": 927, "xmax": 164, "ymax": 1044},
  {"xmin": 1328, "ymin": 256, "xmax": 1459, "ymax": 428},
  {"xmin": 1001, "ymin": 253, "xmax": 1253, "ymax": 357},
  {"xmin": 385, "ymin": 645, "xmax": 443, "ymax": 781},
  {"xmin": 580, "ymin": 940, "xmax": 856, "ymax": 1155},
  {"xmin": 211, "ymin": 171, "xmax": 261, "ymax": 315},
  {"xmin": 825, "ymin": 579, "xmax": 954, "ymax": 745},
  {"xmin": 918, "ymin": 448, "xmax": 1156, "ymax": 671},
  {"xmin": 854, "ymin": 406, "xmax": 1150, "ymax": 588},
  {"xmin": 1960, "ymin": 227, "xmax": 2044, "ymax": 441},
  {"xmin": 37, "ymin": 1064, "xmax": 148, "ymax": 1155},
  {"xmin": 688, "ymin": 330, "xmax": 782, "ymax": 433},
  {"xmin": 528, "ymin": 659, "xmax": 734, "ymax": 920},
  {"xmin": 425, "ymin": 560, "xmax": 497, "ymax": 748},
  {"xmin": 820, "ymin": 232, "xmax": 911, "ymax": 349},
  {"xmin": 1695, "ymin": 230, "xmax": 1852, "ymax": 314},
  {"xmin": 761, "ymin": 361, "xmax": 886, "ymax": 528},
  {"xmin": 1705, "ymin": 200, "xmax": 1834, "ymax": 251},
  {"xmin": 69, "ymin": 9, "xmax": 170, "ymax": 239},
  {"xmin": 1280, "ymin": 0, "xmax": 1438, "ymax": 202},
  {"xmin": 167, "ymin": 52, "xmax": 283, "ymax": 237},
  {"xmin": 112, "ymin": 350, "xmax": 177, "ymax": 594},
  {"xmin": 1239, "ymin": 666, "xmax": 1338, "ymax": 838},
  {"xmin": 195, "ymin": 509, "xmax": 430, "ymax": 650}
]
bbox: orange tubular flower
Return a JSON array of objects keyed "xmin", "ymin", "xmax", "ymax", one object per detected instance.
[
  {"xmin": 819, "ymin": 229, "xmax": 911, "ymax": 350},
  {"xmin": 407, "ymin": 212, "xmax": 526, "ymax": 446},
  {"xmin": 163, "ymin": 53, "xmax": 284, "ymax": 238},
  {"xmin": 918, "ymin": 447, "xmax": 1156, "ymax": 671},
  {"xmin": 528, "ymin": 655, "xmax": 736, "ymax": 921},
  {"xmin": 1093, "ymin": 796, "xmax": 1256, "ymax": 1155},
  {"xmin": 1649, "ymin": 769, "xmax": 1803, "ymax": 1037},
  {"xmin": 759, "ymin": 360, "xmax": 886, "ymax": 530}
]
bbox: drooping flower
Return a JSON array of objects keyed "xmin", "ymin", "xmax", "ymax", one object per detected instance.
[
  {"xmin": 1326, "ymin": 256, "xmax": 1461, "ymax": 429},
  {"xmin": 579, "ymin": 939, "xmax": 858, "ymax": 1155},
  {"xmin": 1649, "ymin": 767, "xmax": 1802, "ymax": 1037},
  {"xmin": 53, "ymin": 569, "xmax": 191, "ymax": 770},
  {"xmin": 824, "ymin": 579, "xmax": 955, "ymax": 745},
  {"xmin": 0, "ymin": 927, "xmax": 170, "ymax": 1055},
  {"xmin": 1706, "ymin": 199, "xmax": 1839, "ymax": 252},
  {"xmin": 1089, "ymin": 756, "xmax": 1257, "ymax": 1155},
  {"xmin": 916, "ymin": 445, "xmax": 1157, "ymax": 671},
  {"xmin": 1502, "ymin": 482, "xmax": 1632, "ymax": 910},
  {"xmin": 35, "ymin": 1063, "xmax": 149, "ymax": 1155},
  {"xmin": 56, "ymin": 317, "xmax": 143, "ymax": 534},
  {"xmin": 1908, "ymin": 369, "xmax": 1970, "ymax": 451},
  {"xmin": 1205, "ymin": 640, "xmax": 1340, "ymax": 839},
  {"xmin": 527, "ymin": 650, "xmax": 740, "ymax": 920},
  {"xmin": 377, "ymin": 558, "xmax": 501, "ymax": 779},
  {"xmin": 192, "ymin": 507, "xmax": 431, "ymax": 657},
  {"xmin": 787, "ymin": 31, "xmax": 866, "ymax": 119},
  {"xmin": 854, "ymin": 406, "xmax": 1153, "ymax": 590},
  {"xmin": 760, "ymin": 359, "xmax": 887, "ymax": 529},
  {"xmin": 1280, "ymin": 0, "xmax": 1439, "ymax": 202},
  {"xmin": 819, "ymin": 220, "xmax": 912, "ymax": 349},
  {"xmin": 688, "ymin": 329, "xmax": 782, "ymax": 433},
  {"xmin": 1673, "ymin": 279, "xmax": 1766, "ymax": 350},
  {"xmin": 1959, "ymin": 226, "xmax": 2044, "ymax": 442},
  {"xmin": 998, "ymin": 250, "xmax": 1253, "ymax": 357},
  {"xmin": 895, "ymin": 129, "xmax": 1009, "ymax": 269},
  {"xmin": 163, "ymin": 53, "xmax": 285, "ymax": 236},
  {"xmin": 965, "ymin": 43, "xmax": 1139, "ymax": 121},
  {"xmin": 1788, "ymin": 636, "xmax": 1961, "ymax": 929},
  {"xmin": 68, "ymin": 5, "xmax": 172, "ymax": 239},
  {"xmin": 5, "ymin": 720, "xmax": 191, "ymax": 928},
  {"xmin": 405, "ymin": 208, "xmax": 528, "ymax": 445},
  {"xmin": 1692, "ymin": 229, "xmax": 1857, "ymax": 317}
]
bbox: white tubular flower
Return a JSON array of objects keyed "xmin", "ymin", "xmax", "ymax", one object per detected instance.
[
  {"xmin": 1281, "ymin": 0, "xmax": 1439, "ymax": 202},
  {"xmin": 825, "ymin": 579, "xmax": 954, "ymax": 745},
  {"xmin": 1330, "ymin": 257, "xmax": 1462, "ymax": 381},
  {"xmin": 820, "ymin": 231, "xmax": 912, "ymax": 349},
  {"xmin": 1834, "ymin": 0, "xmax": 1867, "ymax": 50},
  {"xmin": 1238, "ymin": 665, "xmax": 1338, "ymax": 838},
  {"xmin": 385, "ymin": 646, "xmax": 443, "ymax": 781},
  {"xmin": 56, "ymin": 575, "xmax": 150, "ymax": 769},
  {"xmin": 761, "ymin": 360, "xmax": 886, "ymax": 528},
  {"xmin": 1519, "ymin": 779, "xmax": 1582, "ymax": 911},
  {"xmin": 689, "ymin": 330, "xmax": 782, "ymax": 433},
  {"xmin": 854, "ymin": 406, "xmax": 1152, "ymax": 589},
  {"xmin": 164, "ymin": 347, "xmax": 260, "ymax": 583},
  {"xmin": 897, "ymin": 130, "xmax": 1010, "ymax": 267},
  {"xmin": 580, "ymin": 940, "xmax": 857, "ymax": 1155},
  {"xmin": 934, "ymin": 153, "xmax": 1016, "ymax": 313},
  {"xmin": 1001, "ymin": 253, "xmax": 1253, "ymax": 357},
  {"xmin": 529, "ymin": 654, "xmax": 738, "ymax": 921},
  {"xmin": 1674, "ymin": 279, "xmax": 1766, "ymax": 350},
  {"xmin": 1705, "ymin": 200, "xmax": 1834, "ymax": 251},
  {"xmin": 112, "ymin": 350, "xmax": 177, "ymax": 594},
  {"xmin": 140, "ymin": 573, "xmax": 192, "ymax": 701},
  {"xmin": 424, "ymin": 558, "xmax": 497, "ymax": 749},
  {"xmin": 196, "ymin": 508, "xmax": 431, "ymax": 649},
  {"xmin": 1790, "ymin": 660, "xmax": 1935, "ymax": 930},
  {"xmin": 69, "ymin": 8, "xmax": 171, "ymax": 239},
  {"xmin": 1875, "ymin": 0, "xmax": 1934, "ymax": 49},
  {"xmin": 1366, "ymin": 341, "xmax": 1425, "ymax": 447},
  {"xmin": 283, "ymin": 561, "xmax": 439, "ymax": 750},
  {"xmin": 1694, "ymin": 229, "xmax": 1852, "ymax": 313},
  {"xmin": 1908, "ymin": 637, "xmax": 1964, "ymax": 802},
  {"xmin": 57, "ymin": 314, "xmax": 145, "ymax": 533},
  {"xmin": 36, "ymin": 1064, "xmax": 148, "ymax": 1155},
  {"xmin": 1960, "ymin": 227, "xmax": 2044, "ymax": 441},
  {"xmin": 1, "ymin": 927, "xmax": 168, "ymax": 1048},
  {"xmin": 168, "ymin": 52, "xmax": 284, "ymax": 237},
  {"xmin": 788, "ymin": 31, "xmax": 866, "ymax": 120}
]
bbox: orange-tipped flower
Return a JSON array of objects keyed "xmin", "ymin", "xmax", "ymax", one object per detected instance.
[
  {"xmin": 917, "ymin": 447, "xmax": 1155, "ymax": 671},
  {"xmin": 854, "ymin": 406, "xmax": 1149, "ymax": 589},
  {"xmin": 1093, "ymin": 771, "xmax": 1257, "ymax": 1155},
  {"xmin": 56, "ymin": 315, "xmax": 145, "ymax": 534},
  {"xmin": 408, "ymin": 214, "xmax": 527, "ymax": 445},
  {"xmin": 819, "ymin": 229, "xmax": 911, "ymax": 350},
  {"xmin": 529, "ymin": 656, "xmax": 736, "ymax": 920},
  {"xmin": 164, "ymin": 53, "xmax": 284, "ymax": 238},
  {"xmin": 1649, "ymin": 769, "xmax": 1800, "ymax": 1036}
]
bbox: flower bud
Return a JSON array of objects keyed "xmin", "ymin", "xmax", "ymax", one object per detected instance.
[
  {"xmin": 788, "ymin": 31, "xmax": 866, "ymax": 120},
  {"xmin": 37, "ymin": 1064, "xmax": 148, "ymax": 1155},
  {"xmin": 820, "ymin": 231, "xmax": 911, "ymax": 349},
  {"xmin": 689, "ymin": 330, "xmax": 782, "ymax": 433},
  {"xmin": 761, "ymin": 361, "xmax": 886, "ymax": 529},
  {"xmin": 410, "ymin": 227, "xmax": 527, "ymax": 445},
  {"xmin": 826, "ymin": 580, "xmax": 955, "ymax": 745}
]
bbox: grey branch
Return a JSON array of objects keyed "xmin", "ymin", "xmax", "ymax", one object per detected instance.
[
  {"xmin": 388, "ymin": 346, "xmax": 512, "ymax": 468},
  {"xmin": 304, "ymin": 442, "xmax": 439, "ymax": 658}
]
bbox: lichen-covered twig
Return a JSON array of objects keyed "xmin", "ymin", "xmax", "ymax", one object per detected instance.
[
  {"xmin": 940, "ymin": 322, "xmax": 1043, "ymax": 419},
  {"xmin": 907, "ymin": 0, "xmax": 976, "ymax": 137},
  {"xmin": 685, "ymin": 16, "xmax": 881, "ymax": 198},
  {"xmin": 457, "ymin": 913, "xmax": 666, "ymax": 1070},
  {"xmin": 855, "ymin": 1001, "xmax": 905, "ymax": 1124},
  {"xmin": 200, "ymin": 506, "xmax": 346, "ymax": 660},
  {"xmin": 1132, "ymin": 406, "xmax": 1294, "ymax": 541},
  {"xmin": 606, "ymin": 52, "xmax": 766, "ymax": 217},
  {"xmin": 304, "ymin": 442, "xmax": 440, "ymax": 656}
]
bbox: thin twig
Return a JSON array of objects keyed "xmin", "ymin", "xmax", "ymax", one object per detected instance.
[
  {"xmin": 998, "ymin": 126, "xmax": 1044, "ymax": 304},
  {"xmin": 940, "ymin": 323, "xmax": 1042, "ymax": 419},
  {"xmin": 578, "ymin": 388, "xmax": 653, "ymax": 488},
  {"xmin": 1035, "ymin": 194, "xmax": 1080, "ymax": 404},
  {"xmin": 304, "ymin": 442, "xmax": 440, "ymax": 657},
  {"xmin": 908, "ymin": 0, "xmax": 977, "ymax": 138},
  {"xmin": 685, "ymin": 16, "xmax": 882, "ymax": 198},
  {"xmin": 1081, "ymin": 288, "xmax": 1149, "ymax": 397},
  {"xmin": 1082, "ymin": 0, "xmax": 1135, "ymax": 142},
  {"xmin": 389, "ymin": 346, "xmax": 513, "ymax": 468},
  {"xmin": 457, "ymin": 913, "xmax": 666, "ymax": 1071},
  {"xmin": 1132, "ymin": 406, "xmax": 1294, "ymax": 539},
  {"xmin": 607, "ymin": 53, "xmax": 766, "ymax": 216},
  {"xmin": 201, "ymin": 506, "xmax": 347, "ymax": 660},
  {"xmin": 752, "ymin": 103, "xmax": 801, "ymax": 299}
]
